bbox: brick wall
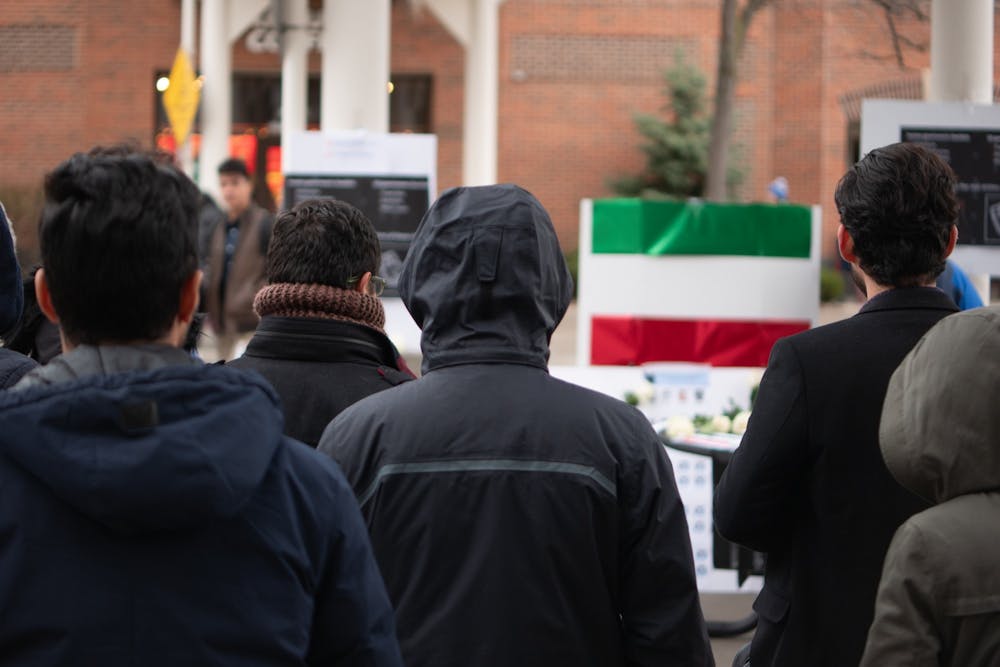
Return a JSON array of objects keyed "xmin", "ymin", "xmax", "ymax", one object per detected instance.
[
  {"xmin": 0, "ymin": 1, "xmax": 178, "ymax": 265},
  {"xmin": 2, "ymin": 0, "xmax": 998, "ymax": 264}
]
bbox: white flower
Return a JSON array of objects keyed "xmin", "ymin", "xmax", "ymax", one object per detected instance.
[
  {"xmin": 710, "ymin": 414, "xmax": 732, "ymax": 434},
  {"xmin": 731, "ymin": 410, "xmax": 752, "ymax": 435},
  {"xmin": 663, "ymin": 415, "xmax": 695, "ymax": 440}
]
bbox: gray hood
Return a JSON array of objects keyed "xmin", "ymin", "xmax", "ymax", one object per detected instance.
[
  {"xmin": 398, "ymin": 184, "xmax": 573, "ymax": 373},
  {"xmin": 880, "ymin": 306, "xmax": 1000, "ymax": 503}
]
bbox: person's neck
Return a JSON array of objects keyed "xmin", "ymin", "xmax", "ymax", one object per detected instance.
[
  {"xmin": 228, "ymin": 204, "xmax": 249, "ymax": 222},
  {"xmin": 863, "ymin": 276, "xmax": 936, "ymax": 301}
]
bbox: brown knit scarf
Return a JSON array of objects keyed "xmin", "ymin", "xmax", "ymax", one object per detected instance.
[{"xmin": 253, "ymin": 283, "xmax": 386, "ymax": 333}]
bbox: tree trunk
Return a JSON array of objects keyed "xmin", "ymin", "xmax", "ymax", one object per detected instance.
[{"xmin": 706, "ymin": 0, "xmax": 739, "ymax": 201}]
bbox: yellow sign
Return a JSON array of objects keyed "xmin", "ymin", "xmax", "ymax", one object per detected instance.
[{"xmin": 162, "ymin": 48, "xmax": 200, "ymax": 146}]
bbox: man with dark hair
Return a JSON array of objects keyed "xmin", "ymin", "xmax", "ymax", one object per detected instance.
[
  {"xmin": 320, "ymin": 184, "xmax": 713, "ymax": 667},
  {"xmin": 205, "ymin": 157, "xmax": 273, "ymax": 359},
  {"xmin": 0, "ymin": 149, "xmax": 402, "ymax": 665},
  {"xmin": 715, "ymin": 142, "xmax": 961, "ymax": 667},
  {"xmin": 230, "ymin": 198, "xmax": 413, "ymax": 447}
]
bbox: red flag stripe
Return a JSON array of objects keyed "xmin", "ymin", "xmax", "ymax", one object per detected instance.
[{"xmin": 591, "ymin": 316, "xmax": 810, "ymax": 367}]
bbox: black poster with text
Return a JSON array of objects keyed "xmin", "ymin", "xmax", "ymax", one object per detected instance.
[
  {"xmin": 902, "ymin": 127, "xmax": 1000, "ymax": 245},
  {"xmin": 283, "ymin": 175, "xmax": 431, "ymax": 295}
]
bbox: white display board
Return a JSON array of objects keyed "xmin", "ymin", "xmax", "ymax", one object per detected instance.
[
  {"xmin": 861, "ymin": 100, "xmax": 1000, "ymax": 275},
  {"xmin": 283, "ymin": 131, "xmax": 437, "ymax": 354}
]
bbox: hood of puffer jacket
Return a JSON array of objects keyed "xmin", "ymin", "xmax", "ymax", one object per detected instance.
[
  {"xmin": 0, "ymin": 363, "xmax": 284, "ymax": 534},
  {"xmin": 398, "ymin": 184, "xmax": 574, "ymax": 374},
  {"xmin": 880, "ymin": 306, "xmax": 1000, "ymax": 504}
]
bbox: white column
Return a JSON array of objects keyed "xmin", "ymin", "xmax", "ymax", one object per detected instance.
[
  {"xmin": 282, "ymin": 0, "xmax": 310, "ymax": 164},
  {"xmin": 200, "ymin": 0, "xmax": 232, "ymax": 201},
  {"xmin": 177, "ymin": 0, "xmax": 197, "ymax": 177},
  {"xmin": 321, "ymin": 0, "xmax": 390, "ymax": 132},
  {"xmin": 929, "ymin": 0, "xmax": 994, "ymax": 103},
  {"xmin": 463, "ymin": 0, "xmax": 500, "ymax": 186}
]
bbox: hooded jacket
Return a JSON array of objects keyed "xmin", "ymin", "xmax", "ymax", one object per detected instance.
[
  {"xmin": 861, "ymin": 306, "xmax": 1000, "ymax": 667},
  {"xmin": 0, "ymin": 345, "xmax": 402, "ymax": 666},
  {"xmin": 319, "ymin": 184, "xmax": 713, "ymax": 667}
]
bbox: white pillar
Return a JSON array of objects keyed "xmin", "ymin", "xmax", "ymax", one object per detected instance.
[
  {"xmin": 321, "ymin": 0, "xmax": 390, "ymax": 131},
  {"xmin": 929, "ymin": 0, "xmax": 994, "ymax": 103},
  {"xmin": 463, "ymin": 0, "xmax": 500, "ymax": 186},
  {"xmin": 282, "ymin": 0, "xmax": 310, "ymax": 165},
  {"xmin": 200, "ymin": 0, "xmax": 232, "ymax": 201},
  {"xmin": 181, "ymin": 0, "xmax": 196, "ymax": 54},
  {"xmin": 177, "ymin": 0, "xmax": 197, "ymax": 177}
]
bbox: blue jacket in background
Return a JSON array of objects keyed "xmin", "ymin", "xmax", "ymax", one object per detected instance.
[
  {"xmin": 937, "ymin": 260, "xmax": 984, "ymax": 310},
  {"xmin": 0, "ymin": 360, "xmax": 401, "ymax": 666}
]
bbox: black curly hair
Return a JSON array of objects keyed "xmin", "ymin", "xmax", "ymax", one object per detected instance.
[{"xmin": 835, "ymin": 142, "xmax": 958, "ymax": 287}]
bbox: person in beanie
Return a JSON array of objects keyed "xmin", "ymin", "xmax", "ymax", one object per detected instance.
[
  {"xmin": 320, "ymin": 184, "xmax": 713, "ymax": 667},
  {"xmin": 204, "ymin": 158, "xmax": 273, "ymax": 359},
  {"xmin": 0, "ymin": 147, "xmax": 402, "ymax": 665},
  {"xmin": 230, "ymin": 198, "xmax": 414, "ymax": 447}
]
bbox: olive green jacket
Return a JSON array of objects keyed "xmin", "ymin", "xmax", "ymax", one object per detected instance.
[{"xmin": 861, "ymin": 306, "xmax": 1000, "ymax": 667}]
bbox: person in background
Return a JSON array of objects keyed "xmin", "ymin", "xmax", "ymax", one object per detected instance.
[
  {"xmin": 320, "ymin": 184, "xmax": 713, "ymax": 667},
  {"xmin": 0, "ymin": 147, "xmax": 402, "ymax": 665},
  {"xmin": 715, "ymin": 143, "xmax": 961, "ymax": 667},
  {"xmin": 0, "ymin": 202, "xmax": 36, "ymax": 387},
  {"xmin": 230, "ymin": 198, "xmax": 414, "ymax": 447},
  {"xmin": 861, "ymin": 306, "xmax": 1000, "ymax": 667},
  {"xmin": 204, "ymin": 158, "xmax": 273, "ymax": 359},
  {"xmin": 936, "ymin": 258, "xmax": 984, "ymax": 310}
]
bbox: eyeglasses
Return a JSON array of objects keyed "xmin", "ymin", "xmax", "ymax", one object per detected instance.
[{"xmin": 346, "ymin": 274, "xmax": 386, "ymax": 297}]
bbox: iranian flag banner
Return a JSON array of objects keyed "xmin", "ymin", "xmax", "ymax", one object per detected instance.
[{"xmin": 576, "ymin": 199, "xmax": 821, "ymax": 367}]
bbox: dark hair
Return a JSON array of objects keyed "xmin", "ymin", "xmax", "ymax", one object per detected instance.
[
  {"xmin": 40, "ymin": 147, "xmax": 200, "ymax": 345},
  {"xmin": 217, "ymin": 158, "xmax": 250, "ymax": 179},
  {"xmin": 835, "ymin": 142, "xmax": 958, "ymax": 287},
  {"xmin": 266, "ymin": 199, "xmax": 380, "ymax": 287}
]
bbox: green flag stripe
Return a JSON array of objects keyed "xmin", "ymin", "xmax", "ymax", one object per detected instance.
[{"xmin": 592, "ymin": 199, "xmax": 812, "ymax": 258}]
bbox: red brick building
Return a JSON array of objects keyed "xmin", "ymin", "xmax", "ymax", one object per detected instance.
[{"xmin": 1, "ymin": 0, "xmax": 997, "ymax": 265}]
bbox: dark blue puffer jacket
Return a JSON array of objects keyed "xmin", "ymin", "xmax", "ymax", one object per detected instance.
[{"xmin": 0, "ymin": 362, "xmax": 401, "ymax": 666}]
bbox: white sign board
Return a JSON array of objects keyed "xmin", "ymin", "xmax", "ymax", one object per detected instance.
[
  {"xmin": 862, "ymin": 100, "xmax": 1000, "ymax": 275},
  {"xmin": 282, "ymin": 131, "xmax": 438, "ymax": 354}
]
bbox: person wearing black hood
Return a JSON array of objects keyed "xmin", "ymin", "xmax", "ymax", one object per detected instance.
[
  {"xmin": 319, "ymin": 184, "xmax": 713, "ymax": 667},
  {"xmin": 0, "ymin": 148, "xmax": 402, "ymax": 666},
  {"xmin": 0, "ymin": 201, "xmax": 37, "ymax": 387}
]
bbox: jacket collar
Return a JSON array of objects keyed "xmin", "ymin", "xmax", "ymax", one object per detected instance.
[
  {"xmin": 857, "ymin": 286, "xmax": 959, "ymax": 316},
  {"xmin": 242, "ymin": 316, "xmax": 400, "ymax": 366},
  {"xmin": 14, "ymin": 344, "xmax": 197, "ymax": 390}
]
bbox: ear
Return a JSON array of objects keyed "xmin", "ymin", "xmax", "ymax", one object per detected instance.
[
  {"xmin": 353, "ymin": 271, "xmax": 371, "ymax": 294},
  {"xmin": 943, "ymin": 224, "xmax": 958, "ymax": 259},
  {"xmin": 34, "ymin": 269, "xmax": 60, "ymax": 324},
  {"xmin": 178, "ymin": 270, "xmax": 203, "ymax": 326},
  {"xmin": 837, "ymin": 224, "xmax": 858, "ymax": 264}
]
